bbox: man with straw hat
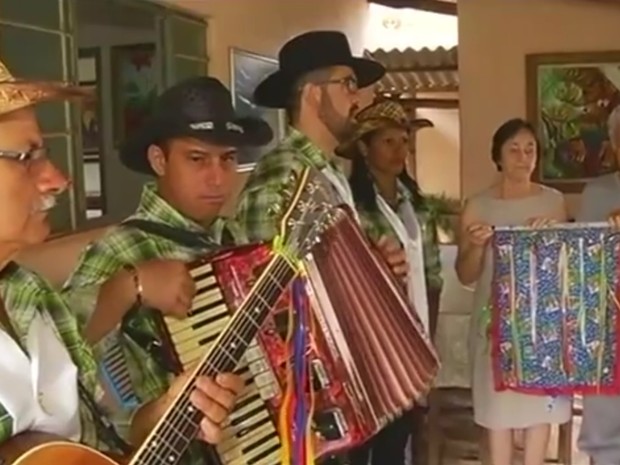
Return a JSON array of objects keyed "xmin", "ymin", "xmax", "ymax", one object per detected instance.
[{"xmin": 0, "ymin": 61, "xmax": 243, "ymax": 459}]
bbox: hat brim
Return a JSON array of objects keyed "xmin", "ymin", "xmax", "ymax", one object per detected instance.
[
  {"xmin": 0, "ymin": 80, "xmax": 91, "ymax": 116},
  {"xmin": 120, "ymin": 116, "xmax": 274, "ymax": 175},
  {"xmin": 336, "ymin": 116, "xmax": 433, "ymax": 159},
  {"xmin": 254, "ymin": 57, "xmax": 385, "ymax": 108},
  {"xmin": 412, "ymin": 118, "xmax": 434, "ymax": 129}
]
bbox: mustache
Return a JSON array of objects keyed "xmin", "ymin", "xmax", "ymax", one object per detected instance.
[{"xmin": 34, "ymin": 195, "xmax": 57, "ymax": 213}]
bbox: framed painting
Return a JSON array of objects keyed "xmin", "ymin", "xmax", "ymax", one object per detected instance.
[
  {"xmin": 230, "ymin": 48, "xmax": 287, "ymax": 172},
  {"xmin": 526, "ymin": 51, "xmax": 620, "ymax": 193},
  {"xmin": 111, "ymin": 43, "xmax": 159, "ymax": 146}
]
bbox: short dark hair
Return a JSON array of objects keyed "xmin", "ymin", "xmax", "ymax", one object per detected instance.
[
  {"xmin": 491, "ymin": 118, "xmax": 539, "ymax": 171},
  {"xmin": 285, "ymin": 68, "xmax": 334, "ymax": 124}
]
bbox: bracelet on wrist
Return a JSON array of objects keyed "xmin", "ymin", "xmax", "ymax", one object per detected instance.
[{"xmin": 123, "ymin": 263, "xmax": 143, "ymax": 306}]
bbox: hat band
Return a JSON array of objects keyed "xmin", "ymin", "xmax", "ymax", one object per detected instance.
[{"xmin": 188, "ymin": 121, "xmax": 245, "ymax": 134}]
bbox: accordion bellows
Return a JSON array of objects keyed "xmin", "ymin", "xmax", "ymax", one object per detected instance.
[{"xmin": 491, "ymin": 224, "xmax": 620, "ymax": 395}]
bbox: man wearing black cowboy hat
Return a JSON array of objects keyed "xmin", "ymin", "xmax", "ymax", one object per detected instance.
[
  {"xmin": 235, "ymin": 30, "xmax": 408, "ymax": 279},
  {"xmin": 233, "ymin": 30, "xmax": 411, "ymax": 465},
  {"xmin": 63, "ymin": 76, "xmax": 273, "ymax": 465}
]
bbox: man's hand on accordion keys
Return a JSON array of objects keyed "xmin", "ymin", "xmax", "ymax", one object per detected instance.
[
  {"xmin": 166, "ymin": 371, "xmax": 245, "ymax": 444},
  {"xmin": 136, "ymin": 259, "xmax": 196, "ymax": 318},
  {"xmin": 376, "ymin": 235, "xmax": 408, "ymax": 282}
]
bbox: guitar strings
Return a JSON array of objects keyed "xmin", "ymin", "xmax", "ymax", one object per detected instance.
[{"xmin": 133, "ymin": 258, "xmax": 294, "ymax": 465}]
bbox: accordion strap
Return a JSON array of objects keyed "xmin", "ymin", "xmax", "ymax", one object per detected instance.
[{"xmin": 121, "ymin": 218, "xmax": 219, "ymax": 250}]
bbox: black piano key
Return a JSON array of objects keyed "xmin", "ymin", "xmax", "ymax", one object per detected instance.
[
  {"xmin": 235, "ymin": 415, "xmax": 270, "ymax": 439},
  {"xmin": 231, "ymin": 404, "xmax": 266, "ymax": 428},
  {"xmin": 247, "ymin": 439, "xmax": 281, "ymax": 464},
  {"xmin": 233, "ymin": 393, "xmax": 261, "ymax": 412},
  {"xmin": 188, "ymin": 298, "xmax": 226, "ymax": 318}
]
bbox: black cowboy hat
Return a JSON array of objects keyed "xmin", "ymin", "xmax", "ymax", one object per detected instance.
[
  {"xmin": 253, "ymin": 30, "xmax": 385, "ymax": 109},
  {"xmin": 120, "ymin": 76, "xmax": 273, "ymax": 175}
]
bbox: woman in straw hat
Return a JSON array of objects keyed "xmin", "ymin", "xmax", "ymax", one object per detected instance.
[{"xmin": 339, "ymin": 100, "xmax": 442, "ymax": 465}]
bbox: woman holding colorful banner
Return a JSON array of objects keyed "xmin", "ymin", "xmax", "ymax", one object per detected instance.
[{"xmin": 455, "ymin": 118, "xmax": 571, "ymax": 465}]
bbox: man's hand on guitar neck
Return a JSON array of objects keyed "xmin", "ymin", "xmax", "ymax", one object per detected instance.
[{"xmin": 130, "ymin": 372, "xmax": 244, "ymax": 446}]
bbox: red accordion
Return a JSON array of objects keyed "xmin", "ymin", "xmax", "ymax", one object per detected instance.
[
  {"xmin": 156, "ymin": 210, "xmax": 439, "ymax": 462},
  {"xmin": 202, "ymin": 208, "xmax": 439, "ymax": 459}
]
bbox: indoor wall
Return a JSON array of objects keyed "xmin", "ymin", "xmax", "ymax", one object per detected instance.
[{"xmin": 459, "ymin": 0, "xmax": 620, "ymax": 215}]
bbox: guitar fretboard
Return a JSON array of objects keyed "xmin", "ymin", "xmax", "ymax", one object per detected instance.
[{"xmin": 129, "ymin": 255, "xmax": 296, "ymax": 465}]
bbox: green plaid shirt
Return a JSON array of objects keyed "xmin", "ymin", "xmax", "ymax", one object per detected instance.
[
  {"xmin": 63, "ymin": 183, "xmax": 236, "ymax": 465},
  {"xmin": 0, "ymin": 264, "xmax": 108, "ymax": 449},
  {"xmin": 357, "ymin": 185, "xmax": 443, "ymax": 290},
  {"xmin": 235, "ymin": 127, "xmax": 349, "ymax": 243}
]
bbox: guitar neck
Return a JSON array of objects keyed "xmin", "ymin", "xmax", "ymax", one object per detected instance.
[{"xmin": 129, "ymin": 255, "xmax": 297, "ymax": 465}]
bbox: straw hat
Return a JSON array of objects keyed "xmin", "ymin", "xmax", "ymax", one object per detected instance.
[
  {"xmin": 0, "ymin": 59, "xmax": 90, "ymax": 116},
  {"xmin": 338, "ymin": 100, "xmax": 433, "ymax": 158}
]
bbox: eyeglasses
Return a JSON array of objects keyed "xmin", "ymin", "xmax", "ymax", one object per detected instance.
[
  {"xmin": 0, "ymin": 146, "xmax": 49, "ymax": 170},
  {"xmin": 317, "ymin": 75, "xmax": 359, "ymax": 94}
]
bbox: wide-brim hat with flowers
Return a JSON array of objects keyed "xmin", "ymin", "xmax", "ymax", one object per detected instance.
[
  {"xmin": 337, "ymin": 100, "xmax": 433, "ymax": 158},
  {"xmin": 0, "ymin": 59, "xmax": 90, "ymax": 116}
]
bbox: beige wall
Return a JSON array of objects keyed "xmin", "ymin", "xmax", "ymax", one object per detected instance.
[
  {"xmin": 459, "ymin": 0, "xmax": 620, "ymax": 214},
  {"xmin": 416, "ymin": 94, "xmax": 461, "ymax": 199},
  {"xmin": 161, "ymin": 0, "xmax": 369, "ymax": 214},
  {"xmin": 164, "ymin": 0, "xmax": 369, "ymax": 84}
]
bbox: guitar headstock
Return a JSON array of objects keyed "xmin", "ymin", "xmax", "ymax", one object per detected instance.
[{"xmin": 274, "ymin": 167, "xmax": 336, "ymax": 259}]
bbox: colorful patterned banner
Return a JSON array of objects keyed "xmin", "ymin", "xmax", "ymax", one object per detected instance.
[{"xmin": 491, "ymin": 223, "xmax": 620, "ymax": 395}]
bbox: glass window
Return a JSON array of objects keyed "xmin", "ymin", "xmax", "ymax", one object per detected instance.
[
  {"xmin": 173, "ymin": 57, "xmax": 207, "ymax": 84},
  {"xmin": 167, "ymin": 16, "xmax": 206, "ymax": 58},
  {"xmin": 1, "ymin": 0, "xmax": 62, "ymax": 31},
  {"xmin": 0, "ymin": 24, "xmax": 65, "ymax": 80}
]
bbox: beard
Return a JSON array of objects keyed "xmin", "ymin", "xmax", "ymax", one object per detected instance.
[{"xmin": 318, "ymin": 90, "xmax": 358, "ymax": 143}]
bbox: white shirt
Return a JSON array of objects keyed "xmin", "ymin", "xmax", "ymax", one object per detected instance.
[
  {"xmin": 0, "ymin": 311, "xmax": 81, "ymax": 439},
  {"xmin": 376, "ymin": 185, "xmax": 430, "ymax": 334}
]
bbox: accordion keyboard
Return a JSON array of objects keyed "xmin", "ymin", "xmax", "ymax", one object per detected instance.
[
  {"xmin": 165, "ymin": 261, "xmax": 281, "ymax": 465},
  {"xmin": 101, "ymin": 342, "xmax": 140, "ymax": 409}
]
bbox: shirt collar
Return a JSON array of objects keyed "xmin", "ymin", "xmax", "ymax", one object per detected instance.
[
  {"xmin": 284, "ymin": 127, "xmax": 336, "ymax": 171},
  {"xmin": 134, "ymin": 182, "xmax": 226, "ymax": 240},
  {"xmin": 397, "ymin": 180, "xmax": 413, "ymax": 205},
  {"xmin": 376, "ymin": 179, "xmax": 412, "ymax": 208}
]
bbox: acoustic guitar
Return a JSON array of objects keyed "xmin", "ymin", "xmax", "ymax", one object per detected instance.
[
  {"xmin": 0, "ymin": 168, "xmax": 328, "ymax": 465},
  {"xmin": 0, "ymin": 432, "xmax": 124, "ymax": 465}
]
